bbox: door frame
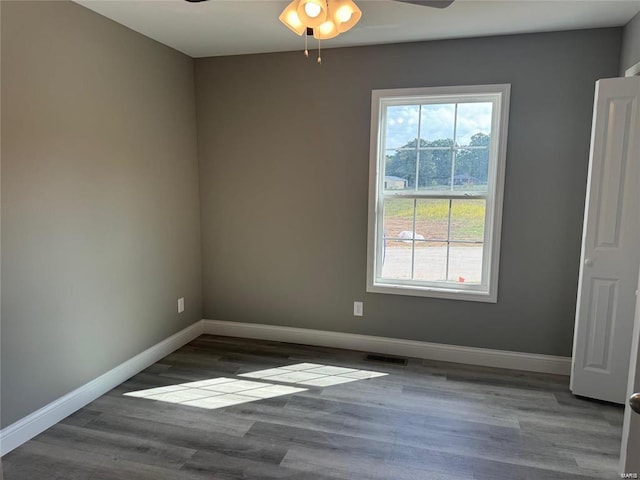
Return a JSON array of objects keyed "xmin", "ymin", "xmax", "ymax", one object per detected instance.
[
  {"xmin": 626, "ymin": 60, "xmax": 640, "ymax": 77},
  {"xmin": 620, "ymin": 266, "xmax": 640, "ymax": 474},
  {"xmin": 619, "ymin": 66, "xmax": 640, "ymax": 475}
]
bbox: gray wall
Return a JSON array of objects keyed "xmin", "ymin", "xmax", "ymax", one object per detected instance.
[
  {"xmin": 1, "ymin": 1, "xmax": 202, "ymax": 428},
  {"xmin": 196, "ymin": 29, "xmax": 621, "ymax": 357},
  {"xmin": 621, "ymin": 11, "xmax": 640, "ymax": 74}
]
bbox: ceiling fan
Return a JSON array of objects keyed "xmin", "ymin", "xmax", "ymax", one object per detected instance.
[
  {"xmin": 183, "ymin": 0, "xmax": 454, "ymax": 36},
  {"xmin": 184, "ymin": 0, "xmax": 454, "ymax": 61},
  {"xmin": 184, "ymin": 0, "xmax": 454, "ymax": 11}
]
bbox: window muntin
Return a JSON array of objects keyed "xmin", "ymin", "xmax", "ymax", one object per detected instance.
[{"xmin": 367, "ymin": 85, "xmax": 509, "ymax": 302}]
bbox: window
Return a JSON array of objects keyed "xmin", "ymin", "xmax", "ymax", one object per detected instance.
[{"xmin": 367, "ymin": 85, "xmax": 510, "ymax": 302}]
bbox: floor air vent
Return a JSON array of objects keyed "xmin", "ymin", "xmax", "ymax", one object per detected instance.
[{"xmin": 365, "ymin": 354, "xmax": 408, "ymax": 365}]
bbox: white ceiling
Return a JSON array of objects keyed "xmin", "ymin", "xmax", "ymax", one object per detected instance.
[{"xmin": 74, "ymin": 0, "xmax": 640, "ymax": 58}]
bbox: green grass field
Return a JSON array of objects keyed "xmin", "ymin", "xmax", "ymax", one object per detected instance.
[{"xmin": 384, "ymin": 198, "xmax": 485, "ymax": 242}]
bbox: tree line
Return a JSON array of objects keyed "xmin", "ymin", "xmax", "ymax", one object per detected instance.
[{"xmin": 385, "ymin": 133, "xmax": 490, "ymax": 188}]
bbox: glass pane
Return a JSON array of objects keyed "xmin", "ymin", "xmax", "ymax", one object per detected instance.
[
  {"xmin": 382, "ymin": 198, "xmax": 414, "ymax": 280},
  {"xmin": 385, "ymin": 105, "xmax": 419, "ymax": 150},
  {"xmin": 450, "ymin": 199, "xmax": 485, "ymax": 242},
  {"xmin": 383, "ymin": 198, "xmax": 414, "ymax": 240},
  {"xmin": 420, "ymin": 104, "xmax": 455, "ymax": 144},
  {"xmin": 454, "ymin": 146, "xmax": 489, "ymax": 192},
  {"xmin": 455, "ymin": 102, "xmax": 492, "ymax": 147},
  {"xmin": 381, "ymin": 240, "xmax": 412, "ymax": 279},
  {"xmin": 384, "ymin": 149, "xmax": 415, "ymax": 190},
  {"xmin": 447, "ymin": 242, "xmax": 483, "ymax": 284},
  {"xmin": 415, "ymin": 199, "xmax": 449, "ymax": 241},
  {"xmin": 417, "ymin": 148, "xmax": 453, "ymax": 191},
  {"xmin": 413, "ymin": 241, "xmax": 447, "ymax": 282}
]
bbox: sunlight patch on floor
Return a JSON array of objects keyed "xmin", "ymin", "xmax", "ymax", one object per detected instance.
[
  {"xmin": 124, "ymin": 377, "xmax": 306, "ymax": 409},
  {"xmin": 124, "ymin": 363, "xmax": 387, "ymax": 410},
  {"xmin": 239, "ymin": 363, "xmax": 387, "ymax": 386}
]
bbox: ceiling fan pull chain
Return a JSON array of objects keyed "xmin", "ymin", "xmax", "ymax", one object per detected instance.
[
  {"xmin": 317, "ymin": 36, "xmax": 322, "ymax": 64},
  {"xmin": 304, "ymin": 28, "xmax": 309, "ymax": 58}
]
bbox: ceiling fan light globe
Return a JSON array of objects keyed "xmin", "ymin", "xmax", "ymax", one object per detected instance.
[
  {"xmin": 335, "ymin": 6, "xmax": 352, "ymax": 23},
  {"xmin": 287, "ymin": 11, "xmax": 302, "ymax": 25},
  {"xmin": 304, "ymin": 2, "xmax": 321, "ymax": 18},
  {"xmin": 297, "ymin": 0, "xmax": 328, "ymax": 28},
  {"xmin": 279, "ymin": 0, "xmax": 306, "ymax": 35},
  {"xmin": 330, "ymin": 0, "xmax": 361, "ymax": 33},
  {"xmin": 313, "ymin": 19, "xmax": 339, "ymax": 39}
]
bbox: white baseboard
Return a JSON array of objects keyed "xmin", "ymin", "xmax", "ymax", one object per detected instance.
[
  {"xmin": 202, "ymin": 319, "xmax": 571, "ymax": 376},
  {"xmin": 0, "ymin": 320, "xmax": 204, "ymax": 456}
]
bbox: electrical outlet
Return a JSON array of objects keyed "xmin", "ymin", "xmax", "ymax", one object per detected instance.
[
  {"xmin": 178, "ymin": 297, "xmax": 185, "ymax": 314},
  {"xmin": 353, "ymin": 301, "xmax": 363, "ymax": 317}
]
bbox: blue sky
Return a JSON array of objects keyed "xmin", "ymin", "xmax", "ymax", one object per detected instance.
[{"xmin": 385, "ymin": 102, "xmax": 492, "ymax": 149}]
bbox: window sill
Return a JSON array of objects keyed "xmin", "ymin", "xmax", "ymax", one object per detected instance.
[{"xmin": 367, "ymin": 282, "xmax": 497, "ymax": 303}]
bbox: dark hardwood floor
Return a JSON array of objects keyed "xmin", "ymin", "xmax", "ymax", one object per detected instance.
[{"xmin": 2, "ymin": 335, "xmax": 625, "ymax": 479}]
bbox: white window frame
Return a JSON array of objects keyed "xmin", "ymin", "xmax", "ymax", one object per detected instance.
[{"xmin": 366, "ymin": 84, "xmax": 510, "ymax": 303}]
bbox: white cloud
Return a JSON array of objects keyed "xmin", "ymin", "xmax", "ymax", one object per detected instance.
[{"xmin": 384, "ymin": 102, "xmax": 492, "ymax": 150}]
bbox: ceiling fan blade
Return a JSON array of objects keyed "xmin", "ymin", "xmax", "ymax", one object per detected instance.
[
  {"xmin": 184, "ymin": 0, "xmax": 209, "ymax": 2},
  {"xmin": 393, "ymin": 0, "xmax": 454, "ymax": 8}
]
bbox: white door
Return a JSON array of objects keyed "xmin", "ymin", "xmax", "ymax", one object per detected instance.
[
  {"xmin": 570, "ymin": 76, "xmax": 640, "ymax": 404},
  {"xmin": 620, "ymin": 267, "xmax": 640, "ymax": 476}
]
